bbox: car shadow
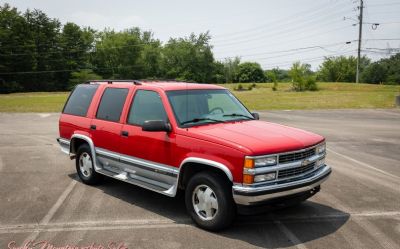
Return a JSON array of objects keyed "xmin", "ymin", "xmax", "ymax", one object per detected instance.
[{"xmin": 68, "ymin": 173, "xmax": 349, "ymax": 248}]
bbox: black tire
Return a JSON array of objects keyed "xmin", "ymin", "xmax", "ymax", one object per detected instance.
[
  {"xmin": 185, "ymin": 171, "xmax": 236, "ymax": 231},
  {"xmin": 75, "ymin": 144, "xmax": 103, "ymax": 185}
]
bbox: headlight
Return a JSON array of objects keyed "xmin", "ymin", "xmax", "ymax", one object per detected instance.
[
  {"xmin": 254, "ymin": 156, "xmax": 277, "ymax": 167},
  {"xmin": 316, "ymin": 143, "xmax": 326, "ymax": 154}
]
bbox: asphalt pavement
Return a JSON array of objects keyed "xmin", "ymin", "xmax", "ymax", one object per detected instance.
[{"xmin": 0, "ymin": 109, "xmax": 399, "ymax": 249}]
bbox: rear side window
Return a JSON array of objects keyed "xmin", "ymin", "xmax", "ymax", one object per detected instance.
[
  {"xmin": 96, "ymin": 88, "xmax": 129, "ymax": 122},
  {"xmin": 63, "ymin": 84, "xmax": 98, "ymax": 117},
  {"xmin": 128, "ymin": 90, "xmax": 167, "ymax": 126}
]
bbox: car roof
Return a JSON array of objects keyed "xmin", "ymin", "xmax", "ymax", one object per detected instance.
[{"xmin": 84, "ymin": 80, "xmax": 226, "ymax": 91}]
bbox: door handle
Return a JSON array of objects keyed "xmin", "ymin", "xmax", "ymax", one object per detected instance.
[
  {"xmin": 121, "ymin": 131, "xmax": 129, "ymax": 137},
  {"xmin": 90, "ymin": 125, "xmax": 96, "ymax": 130}
]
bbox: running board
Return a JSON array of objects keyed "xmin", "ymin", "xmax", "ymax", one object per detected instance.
[{"xmin": 96, "ymin": 168, "xmax": 177, "ymax": 197}]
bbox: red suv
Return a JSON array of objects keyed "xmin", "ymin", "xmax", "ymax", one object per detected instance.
[{"xmin": 57, "ymin": 80, "xmax": 331, "ymax": 230}]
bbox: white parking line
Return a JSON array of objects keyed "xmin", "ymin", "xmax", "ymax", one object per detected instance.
[
  {"xmin": 23, "ymin": 180, "xmax": 77, "ymax": 242},
  {"xmin": 327, "ymin": 148, "xmax": 400, "ymax": 180},
  {"xmin": 274, "ymin": 220, "xmax": 308, "ymax": 249},
  {"xmin": 320, "ymin": 193, "xmax": 399, "ymax": 249}
]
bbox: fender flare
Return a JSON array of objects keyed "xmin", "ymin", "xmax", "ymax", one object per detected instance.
[
  {"xmin": 70, "ymin": 134, "xmax": 101, "ymax": 171},
  {"xmin": 178, "ymin": 157, "xmax": 233, "ymax": 182}
]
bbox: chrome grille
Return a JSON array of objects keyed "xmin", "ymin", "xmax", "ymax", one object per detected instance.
[
  {"xmin": 278, "ymin": 162, "xmax": 316, "ymax": 179},
  {"xmin": 278, "ymin": 148, "xmax": 316, "ymax": 164}
]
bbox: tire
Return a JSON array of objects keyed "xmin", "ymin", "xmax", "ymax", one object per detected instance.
[
  {"xmin": 76, "ymin": 144, "xmax": 103, "ymax": 185},
  {"xmin": 185, "ymin": 171, "xmax": 236, "ymax": 231}
]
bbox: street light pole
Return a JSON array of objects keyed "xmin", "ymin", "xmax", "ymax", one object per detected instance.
[{"xmin": 356, "ymin": 0, "xmax": 364, "ymax": 83}]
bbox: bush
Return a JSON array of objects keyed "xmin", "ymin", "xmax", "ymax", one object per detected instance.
[
  {"xmin": 289, "ymin": 62, "xmax": 318, "ymax": 91},
  {"xmin": 235, "ymin": 84, "xmax": 244, "ymax": 91},
  {"xmin": 272, "ymin": 81, "xmax": 278, "ymax": 91}
]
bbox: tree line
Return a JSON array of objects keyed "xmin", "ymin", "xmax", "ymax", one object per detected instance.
[{"xmin": 0, "ymin": 4, "xmax": 399, "ymax": 93}]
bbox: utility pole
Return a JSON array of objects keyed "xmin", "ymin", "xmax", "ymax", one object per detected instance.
[{"xmin": 356, "ymin": 0, "xmax": 363, "ymax": 83}]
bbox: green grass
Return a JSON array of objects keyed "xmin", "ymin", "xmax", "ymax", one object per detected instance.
[
  {"xmin": 0, "ymin": 83, "xmax": 399, "ymax": 112},
  {"xmin": 0, "ymin": 92, "xmax": 69, "ymax": 112},
  {"xmin": 225, "ymin": 82, "xmax": 400, "ymax": 110}
]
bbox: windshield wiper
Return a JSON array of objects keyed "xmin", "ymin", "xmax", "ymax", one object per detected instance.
[
  {"xmin": 223, "ymin": 113, "xmax": 254, "ymax": 120},
  {"xmin": 181, "ymin": 118, "xmax": 224, "ymax": 125}
]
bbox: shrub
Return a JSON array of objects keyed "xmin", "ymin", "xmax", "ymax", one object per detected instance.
[
  {"xmin": 235, "ymin": 84, "xmax": 244, "ymax": 91},
  {"xmin": 289, "ymin": 62, "xmax": 318, "ymax": 91},
  {"xmin": 272, "ymin": 81, "xmax": 278, "ymax": 91}
]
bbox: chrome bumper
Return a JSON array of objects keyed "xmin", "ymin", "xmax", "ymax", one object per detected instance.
[{"xmin": 232, "ymin": 164, "xmax": 331, "ymax": 206}]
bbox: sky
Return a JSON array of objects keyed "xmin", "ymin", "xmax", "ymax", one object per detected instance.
[{"xmin": 3, "ymin": 0, "xmax": 400, "ymax": 70}]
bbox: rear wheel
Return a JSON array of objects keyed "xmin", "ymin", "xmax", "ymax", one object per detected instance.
[
  {"xmin": 185, "ymin": 171, "xmax": 236, "ymax": 231},
  {"xmin": 76, "ymin": 144, "xmax": 103, "ymax": 185}
]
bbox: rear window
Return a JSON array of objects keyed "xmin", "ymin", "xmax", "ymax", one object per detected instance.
[
  {"xmin": 96, "ymin": 88, "xmax": 129, "ymax": 122},
  {"xmin": 63, "ymin": 84, "xmax": 98, "ymax": 117}
]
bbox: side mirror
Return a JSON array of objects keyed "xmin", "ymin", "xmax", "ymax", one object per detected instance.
[
  {"xmin": 142, "ymin": 120, "xmax": 171, "ymax": 132},
  {"xmin": 251, "ymin": 112, "xmax": 260, "ymax": 120}
]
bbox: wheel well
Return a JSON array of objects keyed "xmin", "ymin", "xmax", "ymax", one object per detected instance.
[
  {"xmin": 70, "ymin": 138, "xmax": 88, "ymax": 155},
  {"xmin": 178, "ymin": 162, "xmax": 232, "ymax": 190}
]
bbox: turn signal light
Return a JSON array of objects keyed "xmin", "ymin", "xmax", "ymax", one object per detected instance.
[
  {"xmin": 244, "ymin": 158, "xmax": 254, "ymax": 168},
  {"xmin": 243, "ymin": 174, "xmax": 254, "ymax": 184}
]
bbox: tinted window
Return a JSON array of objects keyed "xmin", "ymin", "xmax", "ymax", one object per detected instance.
[
  {"xmin": 96, "ymin": 88, "xmax": 129, "ymax": 122},
  {"xmin": 128, "ymin": 90, "xmax": 167, "ymax": 126},
  {"xmin": 167, "ymin": 89, "xmax": 252, "ymax": 127},
  {"xmin": 63, "ymin": 84, "xmax": 98, "ymax": 116}
]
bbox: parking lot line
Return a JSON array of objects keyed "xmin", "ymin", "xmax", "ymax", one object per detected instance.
[
  {"xmin": 320, "ymin": 193, "xmax": 399, "ymax": 249},
  {"xmin": 23, "ymin": 180, "xmax": 77, "ymax": 242},
  {"xmin": 274, "ymin": 220, "xmax": 308, "ymax": 249},
  {"xmin": 2, "ymin": 210, "xmax": 399, "ymax": 235},
  {"xmin": 327, "ymin": 148, "xmax": 400, "ymax": 180}
]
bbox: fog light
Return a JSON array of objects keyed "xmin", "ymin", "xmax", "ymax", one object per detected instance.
[{"xmin": 254, "ymin": 172, "xmax": 276, "ymax": 182}]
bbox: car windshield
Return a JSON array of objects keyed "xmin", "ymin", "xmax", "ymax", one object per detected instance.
[{"xmin": 166, "ymin": 89, "xmax": 254, "ymax": 127}]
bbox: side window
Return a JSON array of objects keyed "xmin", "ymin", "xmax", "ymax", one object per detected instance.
[
  {"xmin": 63, "ymin": 84, "xmax": 98, "ymax": 117},
  {"xmin": 128, "ymin": 90, "xmax": 168, "ymax": 126},
  {"xmin": 96, "ymin": 88, "xmax": 129, "ymax": 122}
]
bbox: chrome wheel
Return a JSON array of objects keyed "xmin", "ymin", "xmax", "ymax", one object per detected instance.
[
  {"xmin": 192, "ymin": 184, "xmax": 218, "ymax": 221},
  {"xmin": 79, "ymin": 152, "xmax": 92, "ymax": 178}
]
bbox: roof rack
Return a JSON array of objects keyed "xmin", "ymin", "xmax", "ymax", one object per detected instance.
[
  {"xmin": 85, "ymin": 79, "xmax": 142, "ymax": 85},
  {"xmin": 84, "ymin": 79, "xmax": 202, "ymax": 85}
]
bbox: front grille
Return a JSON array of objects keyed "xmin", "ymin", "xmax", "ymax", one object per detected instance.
[
  {"xmin": 278, "ymin": 148, "xmax": 316, "ymax": 164},
  {"xmin": 277, "ymin": 162, "xmax": 316, "ymax": 179}
]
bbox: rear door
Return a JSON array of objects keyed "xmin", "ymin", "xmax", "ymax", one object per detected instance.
[{"xmin": 90, "ymin": 86, "xmax": 130, "ymax": 171}]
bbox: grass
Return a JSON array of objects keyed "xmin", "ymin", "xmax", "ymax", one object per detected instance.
[
  {"xmin": 0, "ymin": 83, "xmax": 399, "ymax": 112},
  {"xmin": 225, "ymin": 82, "xmax": 400, "ymax": 110},
  {"xmin": 0, "ymin": 92, "xmax": 69, "ymax": 112}
]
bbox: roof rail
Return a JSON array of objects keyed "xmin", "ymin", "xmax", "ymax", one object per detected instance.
[
  {"xmin": 138, "ymin": 79, "xmax": 199, "ymax": 84},
  {"xmin": 85, "ymin": 79, "xmax": 142, "ymax": 85}
]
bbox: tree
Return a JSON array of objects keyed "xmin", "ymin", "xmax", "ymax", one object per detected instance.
[
  {"xmin": 222, "ymin": 57, "xmax": 240, "ymax": 83},
  {"xmin": 69, "ymin": 69, "xmax": 102, "ymax": 88},
  {"xmin": 361, "ymin": 53, "xmax": 400, "ymax": 84},
  {"xmin": 235, "ymin": 62, "xmax": 265, "ymax": 83},
  {"xmin": 162, "ymin": 32, "xmax": 215, "ymax": 82},
  {"xmin": 318, "ymin": 55, "xmax": 370, "ymax": 82},
  {"xmin": 289, "ymin": 62, "xmax": 317, "ymax": 91}
]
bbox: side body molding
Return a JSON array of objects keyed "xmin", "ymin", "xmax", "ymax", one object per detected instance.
[
  {"xmin": 58, "ymin": 136, "xmax": 234, "ymax": 197},
  {"xmin": 179, "ymin": 157, "xmax": 233, "ymax": 182}
]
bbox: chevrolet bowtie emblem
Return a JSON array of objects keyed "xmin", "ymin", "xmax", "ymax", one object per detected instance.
[{"xmin": 301, "ymin": 159, "xmax": 311, "ymax": 166}]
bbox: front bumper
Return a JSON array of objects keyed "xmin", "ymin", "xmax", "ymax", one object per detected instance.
[{"xmin": 232, "ymin": 164, "xmax": 331, "ymax": 206}]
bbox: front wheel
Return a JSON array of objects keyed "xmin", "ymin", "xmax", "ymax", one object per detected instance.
[{"xmin": 185, "ymin": 171, "xmax": 236, "ymax": 231}]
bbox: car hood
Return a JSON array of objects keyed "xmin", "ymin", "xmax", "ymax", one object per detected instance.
[{"xmin": 186, "ymin": 120, "xmax": 324, "ymax": 155}]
